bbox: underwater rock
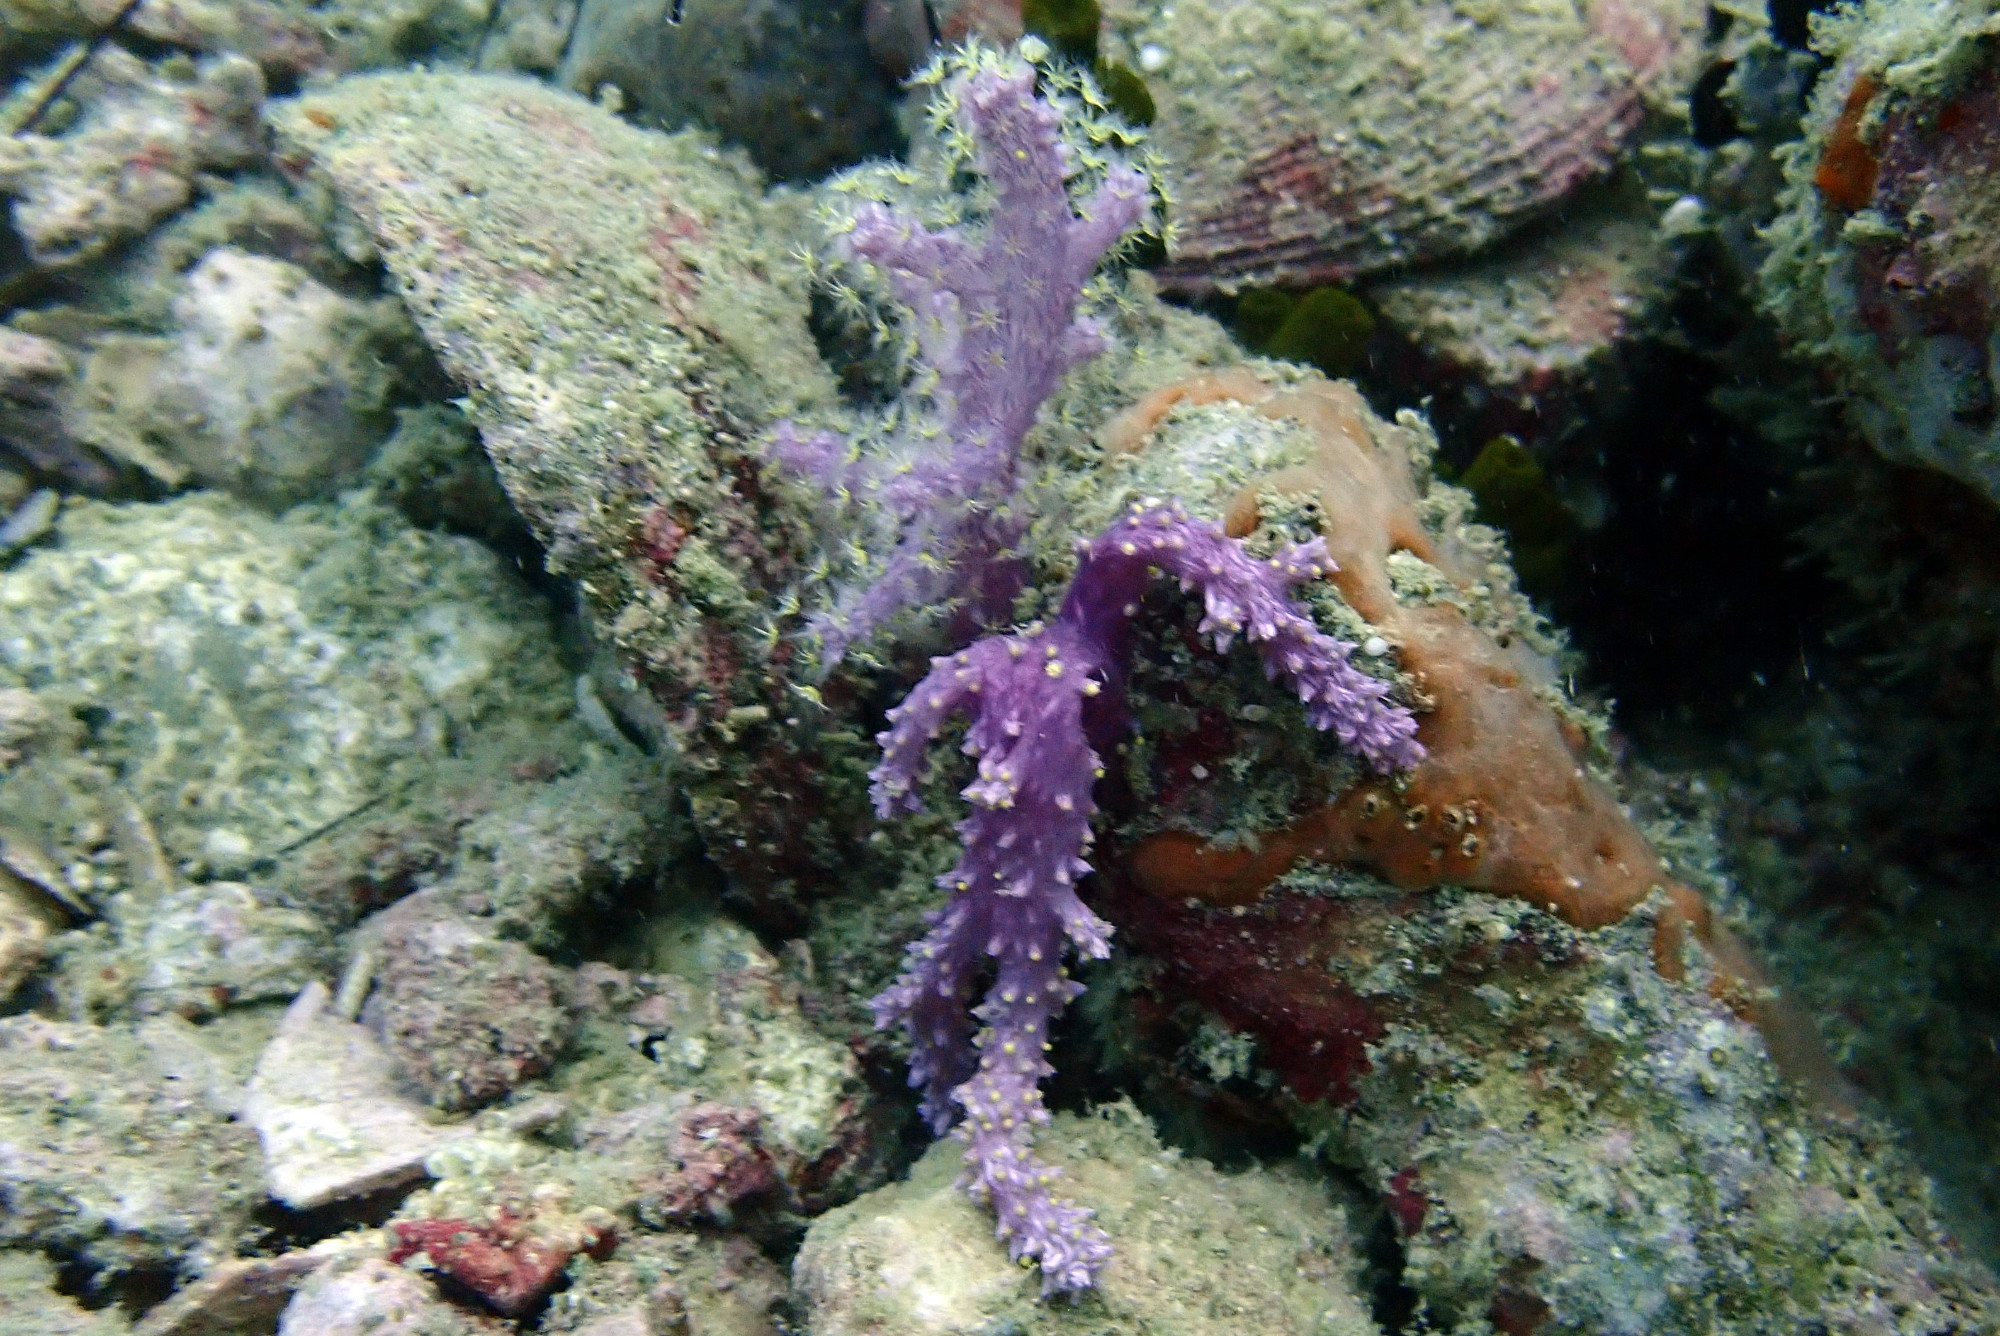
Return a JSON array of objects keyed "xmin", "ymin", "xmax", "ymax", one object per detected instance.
[
  {"xmin": 448, "ymin": 749, "xmax": 675, "ymax": 951},
  {"xmin": 556, "ymin": 903, "xmax": 877, "ymax": 1213},
  {"xmin": 0, "ymin": 0, "xmax": 328, "ymax": 80},
  {"xmin": 1097, "ymin": 870, "xmax": 2000, "ymax": 1334},
  {"xmin": 0, "ymin": 1249, "xmax": 129, "ymax": 1335},
  {"xmin": 0, "ymin": 49, "xmax": 265, "ymax": 271},
  {"xmin": 793, "ymin": 1103, "xmax": 1378, "ymax": 1336},
  {"xmin": 360, "ymin": 894, "xmax": 574, "ymax": 1112},
  {"xmin": 363, "ymin": 404, "xmax": 539, "ymax": 562},
  {"xmin": 1098, "ymin": 0, "xmax": 1709, "ymax": 293},
  {"xmin": 1367, "ymin": 185, "xmax": 1667, "ymax": 453},
  {"xmin": 313, "ymin": 903, "xmax": 877, "ymax": 1313},
  {"xmin": 544, "ymin": 1231, "xmax": 787, "ymax": 1334},
  {"xmin": 0, "ymin": 0, "xmax": 521, "ymax": 77},
  {"xmin": 0, "ymin": 861, "xmax": 67, "ymax": 1001},
  {"xmin": 0, "ymin": 327, "xmax": 117, "ymax": 490},
  {"xmin": 387, "ymin": 1205, "xmax": 618, "ymax": 1317},
  {"xmin": 74, "ymin": 246, "xmax": 424, "ymax": 509},
  {"xmin": 1761, "ymin": 0, "xmax": 2000, "ymax": 508},
  {"xmin": 0, "ymin": 1014, "xmax": 262, "ymax": 1297},
  {"xmin": 556, "ymin": 0, "xmax": 898, "ymax": 181},
  {"xmin": 0, "ymin": 490, "xmax": 570, "ymax": 903},
  {"xmin": 280, "ymin": 1254, "xmax": 505, "ymax": 1335},
  {"xmin": 243, "ymin": 981, "xmax": 489, "ymax": 1210},
  {"xmin": 119, "ymin": 879, "xmax": 328, "ymax": 1019},
  {"xmin": 271, "ymin": 69, "xmax": 835, "ymax": 772},
  {"xmin": 130, "ymin": 1247, "xmax": 333, "ymax": 1336}
]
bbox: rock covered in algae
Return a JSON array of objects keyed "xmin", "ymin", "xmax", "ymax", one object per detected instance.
[
  {"xmin": 0, "ymin": 327, "xmax": 110, "ymax": 491},
  {"xmin": 0, "ymin": 490, "xmax": 568, "ymax": 883},
  {"xmin": 1094, "ymin": 864, "xmax": 2000, "ymax": 1335},
  {"xmin": 358, "ymin": 893, "xmax": 573, "ymax": 1112},
  {"xmin": 548, "ymin": 895, "xmax": 876, "ymax": 1209},
  {"xmin": 72, "ymin": 246, "xmax": 427, "ymax": 510},
  {"xmin": 1367, "ymin": 183, "xmax": 1668, "ymax": 452},
  {"xmin": 0, "ymin": 1014, "xmax": 262, "ymax": 1299},
  {"xmin": 0, "ymin": 486, "xmax": 604, "ymax": 1019},
  {"xmin": 0, "ymin": 1249, "xmax": 128, "ymax": 1336},
  {"xmin": 269, "ymin": 70, "xmax": 835, "ymax": 759},
  {"xmin": 536, "ymin": 1230, "xmax": 788, "ymax": 1335},
  {"xmin": 1760, "ymin": 0, "xmax": 2000, "ymax": 507},
  {"xmin": 0, "ymin": 48, "xmax": 265, "ymax": 271},
  {"xmin": 793, "ymin": 1102, "xmax": 1378, "ymax": 1336},
  {"xmin": 1097, "ymin": 0, "xmax": 1710, "ymax": 293}
]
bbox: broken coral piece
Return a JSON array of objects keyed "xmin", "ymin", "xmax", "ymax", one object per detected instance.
[
  {"xmin": 388, "ymin": 1209, "xmax": 617, "ymax": 1318},
  {"xmin": 244, "ymin": 982, "xmax": 486, "ymax": 1210}
]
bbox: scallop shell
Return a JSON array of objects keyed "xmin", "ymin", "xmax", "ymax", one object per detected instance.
[{"xmin": 1101, "ymin": 0, "xmax": 1707, "ymax": 294}]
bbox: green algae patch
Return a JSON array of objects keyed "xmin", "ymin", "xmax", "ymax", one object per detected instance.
[{"xmin": 1456, "ymin": 434, "xmax": 1580, "ymax": 599}]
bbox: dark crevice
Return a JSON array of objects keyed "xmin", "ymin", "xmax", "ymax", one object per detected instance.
[
  {"xmin": 250, "ymin": 1181, "xmax": 414, "ymax": 1255},
  {"xmin": 1355, "ymin": 1188, "xmax": 1422, "ymax": 1333}
]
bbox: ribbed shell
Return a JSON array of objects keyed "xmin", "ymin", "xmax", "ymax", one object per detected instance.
[{"xmin": 1102, "ymin": 0, "xmax": 1705, "ymax": 293}]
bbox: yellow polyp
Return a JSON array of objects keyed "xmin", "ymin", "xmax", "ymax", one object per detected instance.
[{"xmin": 1045, "ymin": 661, "xmax": 1064, "ymax": 677}]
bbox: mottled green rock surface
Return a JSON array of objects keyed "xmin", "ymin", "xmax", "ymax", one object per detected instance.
[{"xmin": 271, "ymin": 71, "xmax": 835, "ymax": 740}]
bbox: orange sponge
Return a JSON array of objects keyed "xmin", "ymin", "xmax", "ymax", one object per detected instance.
[{"xmin": 1101, "ymin": 369, "xmax": 1845, "ymax": 1098}]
